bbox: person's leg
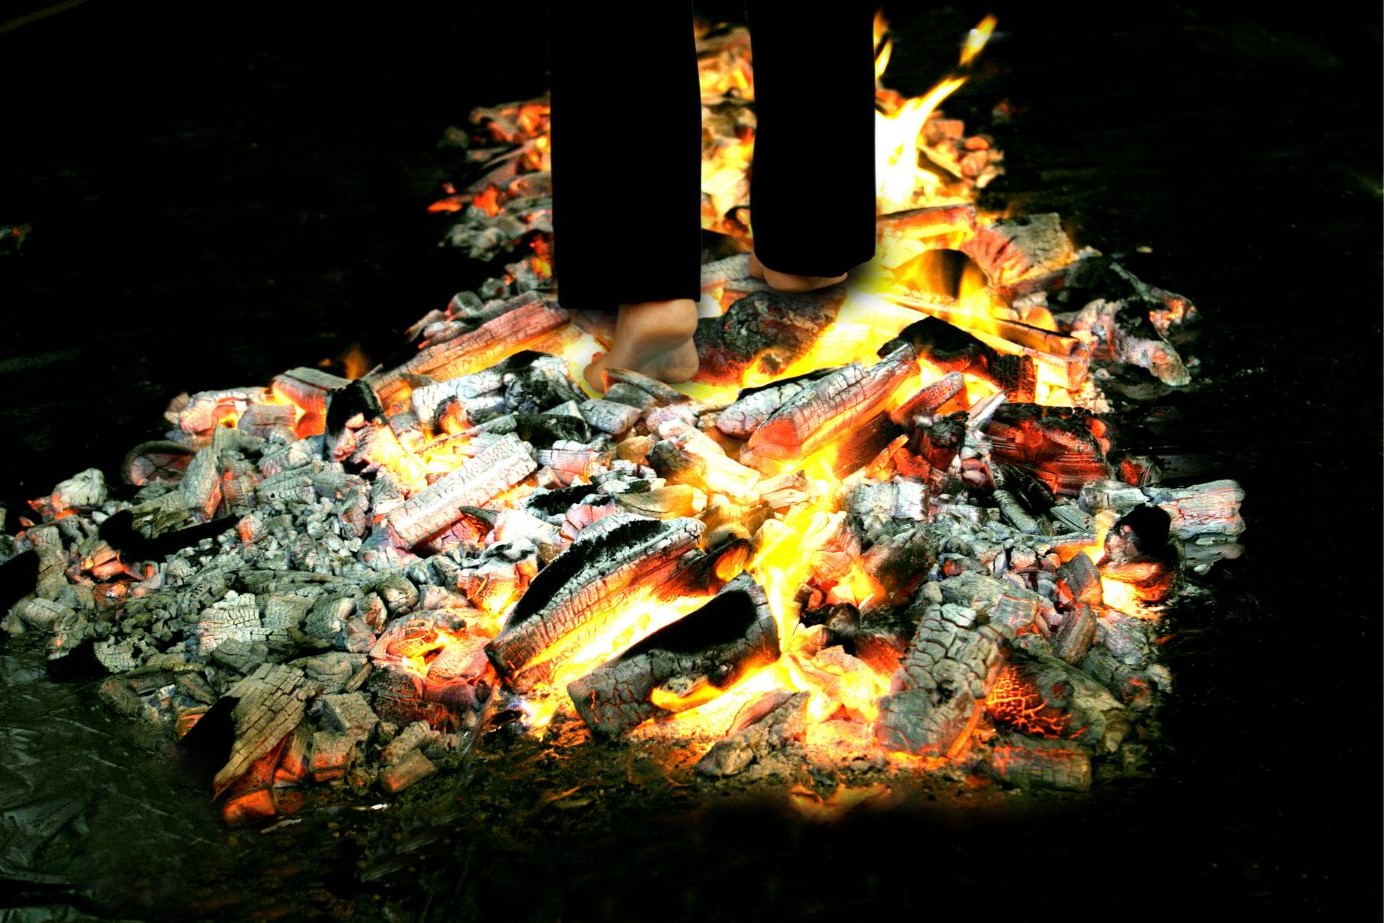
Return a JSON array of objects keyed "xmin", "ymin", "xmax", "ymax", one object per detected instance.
[
  {"xmin": 744, "ymin": 1, "xmax": 877, "ymax": 291},
  {"xmin": 548, "ymin": 1, "xmax": 703, "ymax": 389}
]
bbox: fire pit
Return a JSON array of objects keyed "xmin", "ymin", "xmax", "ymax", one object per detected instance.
[{"xmin": 0, "ymin": 11, "xmax": 1247, "ymax": 834}]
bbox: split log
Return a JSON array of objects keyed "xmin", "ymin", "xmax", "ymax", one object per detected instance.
[
  {"xmin": 714, "ymin": 379, "xmax": 809, "ymax": 439},
  {"xmin": 694, "ymin": 289, "xmax": 841, "ymax": 385},
  {"xmin": 385, "ymin": 433, "xmax": 536, "ymax": 547},
  {"xmin": 485, "ymin": 514, "xmax": 708, "ymax": 693},
  {"xmin": 742, "ymin": 345, "xmax": 919, "ymax": 469},
  {"xmin": 959, "ymin": 213, "xmax": 1078, "ymax": 289},
  {"xmin": 366, "ymin": 299, "xmax": 568, "ymax": 409},
  {"xmin": 1145, "ymin": 480, "xmax": 1245, "ymax": 539},
  {"xmin": 568, "ymin": 573, "xmax": 779, "ymax": 737},
  {"xmin": 1052, "ymin": 603, "xmax": 1099, "ymax": 664}
]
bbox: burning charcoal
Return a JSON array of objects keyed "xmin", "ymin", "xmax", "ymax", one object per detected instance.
[
  {"xmin": 318, "ymin": 691, "xmax": 379, "ymax": 742},
  {"xmin": 887, "ymin": 371, "xmax": 965, "ymax": 427},
  {"xmin": 603, "ymin": 381, "xmax": 658, "ymax": 409},
  {"xmin": 366, "ymin": 300, "xmax": 568, "ymax": 410},
  {"xmin": 384, "ymin": 433, "xmax": 536, "ymax": 547},
  {"xmin": 1052, "ymin": 603, "xmax": 1099, "ymax": 664},
  {"xmin": 875, "ymin": 204, "xmax": 978, "ymax": 269},
  {"xmin": 212, "ymin": 663, "xmax": 323, "ymax": 797},
  {"xmin": 379, "ymin": 749, "xmax": 437, "ymax": 795},
  {"xmin": 696, "ymin": 691, "xmax": 810, "ymax": 778},
  {"xmin": 197, "ymin": 592, "xmax": 268, "ymax": 656},
  {"xmin": 600, "ymin": 368, "xmax": 690, "ymax": 406},
  {"xmin": 579, "ymin": 399, "xmax": 643, "ymax": 437},
  {"xmin": 121, "ymin": 440, "xmax": 197, "ymax": 488},
  {"xmin": 986, "ymin": 650, "xmax": 1131, "ymax": 753},
  {"xmin": 743, "ymin": 345, "xmax": 920, "ymax": 469},
  {"xmin": 485, "ymin": 514, "xmax": 718, "ymax": 693},
  {"xmin": 503, "ymin": 355, "xmax": 584, "ymax": 414},
  {"xmin": 1143, "ymin": 480, "xmax": 1245, "ymax": 540},
  {"xmin": 695, "ymin": 289, "xmax": 840, "ymax": 383},
  {"xmin": 48, "ymin": 468, "xmax": 107, "ymax": 513},
  {"xmin": 985, "ymin": 403, "xmax": 1111, "ymax": 497},
  {"xmin": 1055, "ymin": 552, "xmax": 1103, "ymax": 610},
  {"xmin": 1079, "ymin": 613, "xmax": 1171, "ymax": 712},
  {"xmin": 176, "ymin": 387, "xmax": 270, "ymax": 437},
  {"xmin": 310, "ymin": 731, "xmax": 358, "ymax": 783},
  {"xmin": 649, "ymin": 417, "xmax": 761, "ymax": 497},
  {"xmin": 271, "ymin": 367, "xmax": 353, "ymax": 418},
  {"xmin": 567, "ymin": 573, "xmax": 778, "ymax": 738},
  {"xmin": 512, "ymin": 413, "xmax": 591, "ymax": 447},
  {"xmin": 980, "ymin": 744, "xmax": 1091, "ymax": 792},
  {"xmin": 535, "ymin": 441, "xmax": 612, "ymax": 486},
  {"xmin": 292, "ymin": 652, "xmax": 368, "ymax": 694},
  {"xmin": 236, "ymin": 403, "xmax": 296, "ymax": 441},
  {"xmin": 714, "ymin": 379, "xmax": 809, "ymax": 439},
  {"xmin": 613, "ymin": 485, "xmax": 705, "ymax": 520},
  {"xmin": 875, "ymin": 599, "xmax": 1008, "ymax": 757},
  {"xmin": 959, "ymin": 213, "xmax": 1077, "ymax": 289}
]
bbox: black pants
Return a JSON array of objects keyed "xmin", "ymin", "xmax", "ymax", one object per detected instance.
[{"xmin": 548, "ymin": 1, "xmax": 876, "ymax": 314}]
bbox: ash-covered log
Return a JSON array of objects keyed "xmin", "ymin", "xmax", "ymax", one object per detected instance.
[
  {"xmin": 980, "ymin": 743, "xmax": 1091, "ymax": 792},
  {"xmin": 366, "ymin": 299, "xmax": 568, "ymax": 410},
  {"xmin": 695, "ymin": 690, "xmax": 809, "ymax": 778},
  {"xmin": 567, "ymin": 573, "xmax": 778, "ymax": 737},
  {"xmin": 882, "ymin": 316, "xmax": 1037, "ymax": 402},
  {"xmin": 384, "ymin": 433, "xmax": 536, "ymax": 547},
  {"xmin": 694, "ymin": 289, "xmax": 841, "ymax": 384},
  {"xmin": 875, "ymin": 591, "xmax": 1009, "ymax": 757},
  {"xmin": 986, "ymin": 650, "xmax": 1130, "ymax": 752}
]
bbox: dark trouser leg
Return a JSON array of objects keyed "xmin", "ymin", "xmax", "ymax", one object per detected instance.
[
  {"xmin": 744, "ymin": 1, "xmax": 877, "ymax": 277},
  {"xmin": 548, "ymin": 1, "xmax": 702, "ymax": 315}
]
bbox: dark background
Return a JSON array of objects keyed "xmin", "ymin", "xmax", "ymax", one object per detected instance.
[{"xmin": 0, "ymin": 1, "xmax": 1379, "ymax": 920}]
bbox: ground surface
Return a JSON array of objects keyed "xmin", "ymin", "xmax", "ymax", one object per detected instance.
[{"xmin": 0, "ymin": 2, "xmax": 1379, "ymax": 921}]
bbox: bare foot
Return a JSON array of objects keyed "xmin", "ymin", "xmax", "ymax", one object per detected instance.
[
  {"xmin": 583, "ymin": 298, "xmax": 700, "ymax": 392},
  {"xmin": 749, "ymin": 252, "xmax": 848, "ymax": 293}
]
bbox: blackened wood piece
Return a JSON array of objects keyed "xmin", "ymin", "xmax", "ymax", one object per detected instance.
[
  {"xmin": 743, "ymin": 345, "xmax": 919, "ymax": 466},
  {"xmin": 694, "ymin": 289, "xmax": 840, "ymax": 384},
  {"xmin": 984, "ymin": 403, "xmax": 1111, "ymax": 497},
  {"xmin": 567, "ymin": 574, "xmax": 779, "ymax": 737},
  {"xmin": 1052, "ymin": 602, "xmax": 1098, "ymax": 664},
  {"xmin": 213, "ymin": 664, "xmax": 323, "ymax": 797},
  {"xmin": 1055, "ymin": 552, "xmax": 1103, "ymax": 610}
]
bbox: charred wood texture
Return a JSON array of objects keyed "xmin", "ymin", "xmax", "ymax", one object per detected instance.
[
  {"xmin": 985, "ymin": 403, "xmax": 1111, "ymax": 497},
  {"xmin": 696, "ymin": 691, "xmax": 809, "ymax": 778},
  {"xmin": 567, "ymin": 574, "xmax": 778, "ymax": 737},
  {"xmin": 367, "ymin": 299, "xmax": 568, "ymax": 410},
  {"xmin": 385, "ymin": 433, "xmax": 536, "ymax": 547},
  {"xmin": 212, "ymin": 663, "xmax": 323, "ymax": 797},
  {"xmin": 876, "ymin": 599, "xmax": 1008, "ymax": 757},
  {"xmin": 986, "ymin": 650, "xmax": 1130, "ymax": 752},
  {"xmin": 981, "ymin": 744, "xmax": 1091, "ymax": 792},
  {"xmin": 484, "ymin": 514, "xmax": 707, "ymax": 693},
  {"xmin": 694, "ymin": 289, "xmax": 840, "ymax": 384},
  {"xmin": 743, "ymin": 346, "xmax": 919, "ymax": 468}
]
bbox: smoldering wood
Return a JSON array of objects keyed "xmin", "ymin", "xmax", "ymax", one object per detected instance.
[
  {"xmin": 385, "ymin": 433, "xmax": 536, "ymax": 547},
  {"xmin": 695, "ymin": 289, "xmax": 841, "ymax": 384},
  {"xmin": 1062, "ymin": 298, "xmax": 1190, "ymax": 386},
  {"xmin": 981, "ymin": 744, "xmax": 1091, "ymax": 792},
  {"xmin": 567, "ymin": 573, "xmax": 778, "ymax": 737},
  {"xmin": 887, "ymin": 371, "xmax": 965, "ymax": 426},
  {"xmin": 743, "ymin": 345, "xmax": 919, "ymax": 468},
  {"xmin": 1055, "ymin": 552, "xmax": 1103, "ymax": 610},
  {"xmin": 484, "ymin": 514, "xmax": 705, "ymax": 692},
  {"xmin": 988, "ymin": 650, "xmax": 1132, "ymax": 753},
  {"xmin": 959, "ymin": 213, "xmax": 1077, "ymax": 289},
  {"xmin": 695, "ymin": 691, "xmax": 809, "ymax": 778},
  {"xmin": 600, "ymin": 367, "xmax": 690, "ymax": 405},
  {"xmin": 579, "ymin": 398, "xmax": 643, "ymax": 436},
  {"xmin": 613, "ymin": 484, "xmax": 704, "ymax": 519},
  {"xmin": 270, "ymin": 367, "xmax": 353, "ymax": 417},
  {"xmin": 1052, "ymin": 602, "xmax": 1099, "ymax": 664},
  {"xmin": 1145, "ymin": 480, "xmax": 1245, "ymax": 539},
  {"xmin": 876, "ymin": 599, "xmax": 1008, "ymax": 756},
  {"xmin": 985, "ymin": 403, "xmax": 1112, "ymax": 497},
  {"xmin": 714, "ymin": 379, "xmax": 808, "ymax": 439},
  {"xmin": 212, "ymin": 663, "xmax": 323, "ymax": 796},
  {"xmin": 366, "ymin": 300, "xmax": 569, "ymax": 409}
]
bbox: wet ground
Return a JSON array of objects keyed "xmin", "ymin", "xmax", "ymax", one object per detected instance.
[{"xmin": 0, "ymin": 1, "xmax": 1379, "ymax": 920}]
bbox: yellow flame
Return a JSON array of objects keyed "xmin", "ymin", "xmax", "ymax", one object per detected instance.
[
  {"xmin": 960, "ymin": 15, "xmax": 998, "ymax": 67},
  {"xmin": 875, "ymin": 76, "xmax": 967, "ymax": 213}
]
